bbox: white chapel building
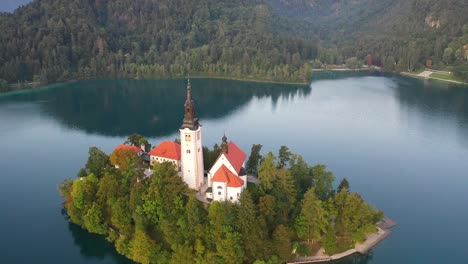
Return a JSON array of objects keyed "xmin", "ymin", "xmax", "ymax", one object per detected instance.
[{"xmin": 206, "ymin": 135, "xmax": 248, "ymax": 202}]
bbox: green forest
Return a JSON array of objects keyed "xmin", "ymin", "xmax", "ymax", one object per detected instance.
[
  {"xmin": 1, "ymin": 0, "xmax": 467, "ymax": 91},
  {"xmin": 59, "ymin": 136, "xmax": 383, "ymax": 264}
]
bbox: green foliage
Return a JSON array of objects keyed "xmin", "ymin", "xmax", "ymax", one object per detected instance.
[
  {"xmin": 258, "ymin": 152, "xmax": 278, "ymax": 191},
  {"xmin": 0, "ymin": 0, "xmax": 315, "ymax": 86},
  {"xmin": 130, "ymin": 229, "xmax": 158, "ymax": 264},
  {"xmin": 345, "ymin": 57, "xmax": 361, "ymax": 69},
  {"xmin": 289, "ymin": 154, "xmax": 313, "ymax": 197},
  {"xmin": 453, "ymin": 63, "xmax": 468, "ymax": 82},
  {"xmin": 84, "ymin": 147, "xmax": 110, "ymax": 178},
  {"xmin": 60, "ymin": 143, "xmax": 384, "ymax": 263},
  {"xmin": 311, "ymin": 164, "xmax": 335, "ymax": 201},
  {"xmin": 0, "ymin": 79, "xmax": 9, "ymax": 92},
  {"xmin": 273, "ymin": 225, "xmax": 293, "ymax": 262},
  {"xmin": 278, "ymin": 145, "xmax": 292, "ymax": 168},
  {"xmin": 337, "ymin": 178, "xmax": 350, "ymax": 193},
  {"xmin": 295, "ymin": 187, "xmax": 328, "ymax": 244},
  {"xmin": 246, "ymin": 144, "xmax": 263, "ymax": 175},
  {"xmin": 203, "ymin": 144, "xmax": 221, "ymax": 171},
  {"xmin": 83, "ymin": 202, "xmax": 108, "ymax": 235},
  {"xmin": 126, "ymin": 134, "xmax": 151, "ymax": 151}
]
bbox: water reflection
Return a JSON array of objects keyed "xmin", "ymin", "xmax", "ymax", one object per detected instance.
[
  {"xmin": 0, "ymin": 79, "xmax": 310, "ymax": 137},
  {"xmin": 66, "ymin": 214, "xmax": 132, "ymax": 264}
]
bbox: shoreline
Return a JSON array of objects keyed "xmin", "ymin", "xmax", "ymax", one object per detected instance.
[
  {"xmin": 312, "ymin": 67, "xmax": 468, "ymax": 86},
  {"xmin": 400, "ymin": 71, "xmax": 468, "ymax": 85},
  {"xmin": 189, "ymin": 75, "xmax": 308, "ymax": 85},
  {"xmin": 288, "ymin": 218, "xmax": 397, "ymax": 264},
  {"xmin": 0, "ymin": 76, "xmax": 308, "ymax": 95}
]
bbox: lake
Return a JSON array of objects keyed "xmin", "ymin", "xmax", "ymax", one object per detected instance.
[{"xmin": 0, "ymin": 74, "xmax": 467, "ymax": 263}]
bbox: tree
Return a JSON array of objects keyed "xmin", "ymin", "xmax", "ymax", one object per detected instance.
[
  {"xmin": 383, "ymin": 56, "xmax": 396, "ymax": 71},
  {"xmin": 83, "ymin": 202, "xmax": 108, "ymax": 235},
  {"xmin": 443, "ymin": 48, "xmax": 454, "ymax": 65},
  {"xmin": 258, "ymin": 152, "xmax": 277, "ymax": 191},
  {"xmin": 334, "ymin": 189, "xmax": 383, "ymax": 242},
  {"xmin": 237, "ymin": 190, "xmax": 268, "ymax": 261},
  {"xmin": 130, "ymin": 229, "xmax": 158, "ymax": 264},
  {"xmin": 109, "ymin": 148, "xmax": 140, "ymax": 171},
  {"xmin": 278, "ymin": 146, "xmax": 291, "ymax": 168},
  {"xmin": 295, "ymin": 187, "xmax": 328, "ymax": 244},
  {"xmin": 126, "ymin": 134, "xmax": 151, "ymax": 151},
  {"xmin": 0, "ymin": 79, "xmax": 9, "ymax": 92},
  {"xmin": 273, "ymin": 225, "xmax": 293, "ymax": 262},
  {"xmin": 83, "ymin": 147, "xmax": 110, "ymax": 178},
  {"xmin": 289, "ymin": 154, "xmax": 312, "ymax": 196},
  {"xmin": 272, "ymin": 169, "xmax": 297, "ymax": 224},
  {"xmin": 337, "ymin": 178, "xmax": 350, "ymax": 193},
  {"xmin": 311, "ymin": 164, "xmax": 335, "ymax": 201},
  {"xmin": 246, "ymin": 144, "xmax": 263, "ymax": 174},
  {"xmin": 345, "ymin": 57, "xmax": 361, "ymax": 69}
]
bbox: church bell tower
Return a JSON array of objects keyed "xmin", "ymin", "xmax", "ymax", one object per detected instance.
[{"xmin": 180, "ymin": 79, "xmax": 204, "ymax": 190}]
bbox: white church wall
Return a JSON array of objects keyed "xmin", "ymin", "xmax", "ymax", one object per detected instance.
[
  {"xmin": 212, "ymin": 181, "xmax": 227, "ymax": 201},
  {"xmin": 227, "ymin": 186, "xmax": 242, "ymax": 203}
]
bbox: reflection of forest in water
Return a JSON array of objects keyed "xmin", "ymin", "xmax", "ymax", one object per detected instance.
[
  {"xmin": 65, "ymin": 210, "xmax": 132, "ymax": 264},
  {"xmin": 391, "ymin": 75, "xmax": 468, "ymax": 148},
  {"xmin": 311, "ymin": 71, "xmax": 468, "ymax": 149},
  {"xmin": 0, "ymin": 79, "xmax": 311, "ymax": 137}
]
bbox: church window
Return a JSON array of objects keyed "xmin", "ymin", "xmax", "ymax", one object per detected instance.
[
  {"xmin": 185, "ymin": 134, "xmax": 191, "ymax": 142},
  {"xmin": 197, "ymin": 132, "xmax": 200, "ymax": 140},
  {"xmin": 230, "ymin": 196, "xmax": 233, "ymax": 200},
  {"xmin": 217, "ymin": 186, "xmax": 222, "ymax": 189},
  {"xmin": 237, "ymin": 193, "xmax": 240, "ymax": 197},
  {"xmin": 218, "ymin": 192, "xmax": 221, "ymax": 195}
]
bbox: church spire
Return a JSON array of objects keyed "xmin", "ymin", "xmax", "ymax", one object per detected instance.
[
  {"xmin": 187, "ymin": 78, "xmax": 192, "ymax": 101},
  {"xmin": 221, "ymin": 133, "xmax": 228, "ymax": 154},
  {"xmin": 181, "ymin": 79, "xmax": 199, "ymax": 130}
]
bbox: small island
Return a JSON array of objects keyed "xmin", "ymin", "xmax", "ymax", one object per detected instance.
[{"xmin": 59, "ymin": 80, "xmax": 392, "ymax": 264}]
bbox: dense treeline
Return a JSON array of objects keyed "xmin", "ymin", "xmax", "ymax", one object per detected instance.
[
  {"xmin": 0, "ymin": 0, "xmax": 315, "ymax": 86},
  {"xmin": 272, "ymin": 0, "xmax": 468, "ymax": 76},
  {"xmin": 59, "ymin": 136, "xmax": 383, "ymax": 264}
]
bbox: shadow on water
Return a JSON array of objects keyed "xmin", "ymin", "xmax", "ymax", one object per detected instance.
[
  {"xmin": 63, "ymin": 209, "xmax": 132, "ymax": 264},
  {"xmin": 331, "ymin": 252, "xmax": 374, "ymax": 264},
  {"xmin": 390, "ymin": 74, "xmax": 468, "ymax": 148},
  {"xmin": 0, "ymin": 78, "xmax": 310, "ymax": 137},
  {"xmin": 311, "ymin": 70, "xmax": 384, "ymax": 81}
]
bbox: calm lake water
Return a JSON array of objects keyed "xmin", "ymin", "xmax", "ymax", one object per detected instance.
[{"xmin": 0, "ymin": 74, "xmax": 467, "ymax": 263}]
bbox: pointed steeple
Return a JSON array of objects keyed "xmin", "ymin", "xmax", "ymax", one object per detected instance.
[
  {"xmin": 221, "ymin": 133, "xmax": 228, "ymax": 154},
  {"xmin": 181, "ymin": 79, "xmax": 200, "ymax": 130}
]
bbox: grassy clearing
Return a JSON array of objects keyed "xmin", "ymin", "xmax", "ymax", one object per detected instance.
[{"xmin": 430, "ymin": 72, "xmax": 458, "ymax": 81}]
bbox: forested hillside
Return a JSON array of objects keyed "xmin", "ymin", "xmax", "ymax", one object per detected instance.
[
  {"xmin": 271, "ymin": 0, "xmax": 468, "ymax": 76},
  {"xmin": 1, "ymin": 0, "xmax": 467, "ymax": 87},
  {"xmin": 0, "ymin": 0, "xmax": 315, "ymax": 86}
]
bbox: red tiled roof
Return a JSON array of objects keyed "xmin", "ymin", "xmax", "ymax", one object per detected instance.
[
  {"xmin": 115, "ymin": 144, "xmax": 141, "ymax": 154},
  {"xmin": 148, "ymin": 141, "xmax": 181, "ymax": 160},
  {"xmin": 224, "ymin": 141, "xmax": 246, "ymax": 173},
  {"xmin": 211, "ymin": 165, "xmax": 244, "ymax": 188}
]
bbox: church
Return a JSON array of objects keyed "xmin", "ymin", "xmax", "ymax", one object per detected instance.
[{"xmin": 148, "ymin": 80, "xmax": 248, "ymax": 202}]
